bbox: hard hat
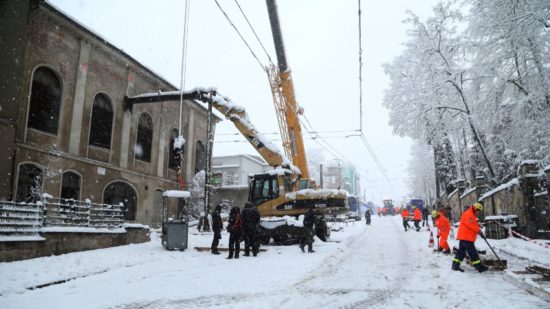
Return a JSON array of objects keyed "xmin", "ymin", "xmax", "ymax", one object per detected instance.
[
  {"xmin": 431, "ymin": 210, "xmax": 439, "ymax": 218},
  {"xmin": 412, "ymin": 206, "xmax": 416, "ymax": 209},
  {"xmin": 473, "ymin": 203, "xmax": 483, "ymax": 211}
]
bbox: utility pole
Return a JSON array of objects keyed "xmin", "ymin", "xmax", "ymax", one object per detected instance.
[
  {"xmin": 319, "ymin": 164, "xmax": 324, "ymax": 189},
  {"xmin": 203, "ymin": 101, "xmax": 213, "ymax": 232}
]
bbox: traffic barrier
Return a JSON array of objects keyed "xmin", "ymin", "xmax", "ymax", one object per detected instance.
[
  {"xmin": 494, "ymin": 221, "xmax": 550, "ymax": 249},
  {"xmin": 428, "ymin": 231, "xmax": 434, "ymax": 248}
]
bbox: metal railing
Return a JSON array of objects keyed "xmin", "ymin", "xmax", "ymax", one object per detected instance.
[{"xmin": 0, "ymin": 197, "xmax": 125, "ymax": 241}]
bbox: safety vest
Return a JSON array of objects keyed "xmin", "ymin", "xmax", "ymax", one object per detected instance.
[{"xmin": 456, "ymin": 207, "xmax": 480, "ymax": 242}]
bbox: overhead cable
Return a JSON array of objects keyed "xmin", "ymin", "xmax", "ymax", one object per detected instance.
[{"xmin": 214, "ymin": 0, "xmax": 265, "ymax": 71}]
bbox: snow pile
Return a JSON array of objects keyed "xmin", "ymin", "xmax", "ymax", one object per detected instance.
[
  {"xmin": 260, "ymin": 216, "xmax": 303, "ymax": 229},
  {"xmin": 162, "ymin": 190, "xmax": 190, "ymax": 198},
  {"xmin": 285, "ymin": 189, "xmax": 347, "ymax": 200}
]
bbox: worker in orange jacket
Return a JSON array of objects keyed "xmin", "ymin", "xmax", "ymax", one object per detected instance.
[
  {"xmin": 401, "ymin": 207, "xmax": 411, "ymax": 231},
  {"xmin": 433, "ymin": 209, "xmax": 450, "ymax": 254},
  {"xmin": 412, "ymin": 206, "xmax": 422, "ymax": 231},
  {"xmin": 452, "ymin": 203, "xmax": 488, "ymax": 273}
]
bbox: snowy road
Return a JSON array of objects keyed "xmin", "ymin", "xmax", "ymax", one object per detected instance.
[{"xmin": 1, "ymin": 216, "xmax": 549, "ymax": 308}]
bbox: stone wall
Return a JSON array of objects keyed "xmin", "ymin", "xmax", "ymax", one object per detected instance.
[
  {"xmin": 444, "ymin": 161, "xmax": 550, "ymax": 239},
  {"xmin": 0, "ymin": 226, "xmax": 150, "ymax": 262}
]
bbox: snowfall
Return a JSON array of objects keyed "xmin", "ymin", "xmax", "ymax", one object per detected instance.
[{"xmin": 1, "ymin": 215, "xmax": 550, "ymax": 309}]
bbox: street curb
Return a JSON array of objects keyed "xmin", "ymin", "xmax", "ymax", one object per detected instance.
[{"xmin": 503, "ymin": 271, "xmax": 550, "ymax": 302}]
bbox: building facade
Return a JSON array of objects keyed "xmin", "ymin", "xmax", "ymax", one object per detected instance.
[
  {"xmin": 212, "ymin": 154, "xmax": 270, "ymax": 186},
  {"xmin": 0, "ymin": 0, "xmax": 218, "ymax": 226}
]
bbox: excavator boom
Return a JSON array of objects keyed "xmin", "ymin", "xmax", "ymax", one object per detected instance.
[{"xmin": 266, "ymin": 0, "xmax": 310, "ymax": 180}]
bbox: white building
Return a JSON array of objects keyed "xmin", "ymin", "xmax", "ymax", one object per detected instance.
[{"xmin": 212, "ymin": 154, "xmax": 270, "ymax": 186}]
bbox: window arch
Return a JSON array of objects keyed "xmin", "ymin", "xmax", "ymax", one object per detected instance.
[
  {"xmin": 135, "ymin": 113, "xmax": 153, "ymax": 162},
  {"xmin": 27, "ymin": 67, "xmax": 62, "ymax": 134},
  {"xmin": 103, "ymin": 181, "xmax": 138, "ymax": 221},
  {"xmin": 16, "ymin": 163, "xmax": 43, "ymax": 202},
  {"xmin": 169, "ymin": 129, "xmax": 184, "ymax": 170},
  {"xmin": 61, "ymin": 171, "xmax": 81, "ymax": 201},
  {"xmin": 195, "ymin": 140, "xmax": 206, "ymax": 174},
  {"xmin": 89, "ymin": 93, "xmax": 113, "ymax": 149}
]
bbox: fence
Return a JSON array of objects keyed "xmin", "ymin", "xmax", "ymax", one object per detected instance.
[
  {"xmin": 0, "ymin": 197, "xmax": 125, "ymax": 241},
  {"xmin": 442, "ymin": 161, "xmax": 550, "ymax": 239}
]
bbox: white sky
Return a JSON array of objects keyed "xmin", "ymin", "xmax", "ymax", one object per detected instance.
[{"xmin": 48, "ymin": 0, "xmax": 441, "ymax": 203}]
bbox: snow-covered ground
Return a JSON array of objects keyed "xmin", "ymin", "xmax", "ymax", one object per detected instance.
[{"xmin": 1, "ymin": 216, "xmax": 550, "ymax": 308}]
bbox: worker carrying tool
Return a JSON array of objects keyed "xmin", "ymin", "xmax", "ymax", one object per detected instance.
[{"xmin": 452, "ymin": 203, "xmax": 488, "ymax": 273}]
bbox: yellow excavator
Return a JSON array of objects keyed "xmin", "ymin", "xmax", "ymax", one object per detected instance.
[{"xmin": 124, "ymin": 0, "xmax": 347, "ymax": 243}]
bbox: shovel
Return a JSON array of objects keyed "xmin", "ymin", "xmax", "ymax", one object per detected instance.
[{"xmin": 480, "ymin": 233, "xmax": 507, "ymax": 270}]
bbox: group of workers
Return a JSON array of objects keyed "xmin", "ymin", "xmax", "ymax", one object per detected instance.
[
  {"xmin": 210, "ymin": 202, "xmax": 261, "ymax": 259},
  {"xmin": 399, "ymin": 202, "xmax": 489, "ymax": 273}
]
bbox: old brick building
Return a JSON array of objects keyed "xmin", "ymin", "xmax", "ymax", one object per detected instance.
[{"xmin": 0, "ymin": 0, "xmax": 219, "ymax": 226}]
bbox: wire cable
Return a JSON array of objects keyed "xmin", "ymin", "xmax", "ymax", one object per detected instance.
[
  {"xmin": 234, "ymin": 0, "xmax": 275, "ymax": 66},
  {"xmin": 214, "ymin": 0, "xmax": 266, "ymax": 72}
]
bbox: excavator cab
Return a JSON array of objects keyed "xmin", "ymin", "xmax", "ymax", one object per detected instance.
[{"xmin": 249, "ymin": 174, "xmax": 280, "ymax": 207}]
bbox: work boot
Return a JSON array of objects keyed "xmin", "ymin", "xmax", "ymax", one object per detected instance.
[
  {"xmin": 475, "ymin": 264, "xmax": 488, "ymax": 273},
  {"xmin": 452, "ymin": 261, "xmax": 464, "ymax": 272},
  {"xmin": 235, "ymin": 251, "xmax": 239, "ymax": 259},
  {"xmin": 443, "ymin": 249, "xmax": 451, "ymax": 255},
  {"xmin": 227, "ymin": 250, "xmax": 233, "ymax": 259},
  {"xmin": 308, "ymin": 244, "xmax": 314, "ymax": 253},
  {"xmin": 212, "ymin": 250, "xmax": 220, "ymax": 255},
  {"xmin": 299, "ymin": 244, "xmax": 305, "ymax": 253}
]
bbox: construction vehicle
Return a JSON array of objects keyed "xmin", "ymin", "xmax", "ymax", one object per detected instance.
[
  {"xmin": 124, "ymin": 0, "xmax": 347, "ymax": 243},
  {"xmin": 383, "ymin": 199, "xmax": 396, "ymax": 216}
]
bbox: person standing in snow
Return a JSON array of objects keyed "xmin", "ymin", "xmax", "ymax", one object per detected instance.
[
  {"xmin": 422, "ymin": 207, "xmax": 430, "ymax": 227},
  {"xmin": 401, "ymin": 207, "xmax": 411, "ymax": 231},
  {"xmin": 210, "ymin": 205, "xmax": 223, "ymax": 255},
  {"xmin": 365, "ymin": 208, "xmax": 371, "ymax": 225},
  {"xmin": 226, "ymin": 206, "xmax": 243, "ymax": 259},
  {"xmin": 300, "ymin": 208, "xmax": 316, "ymax": 253},
  {"xmin": 241, "ymin": 201, "xmax": 261, "ymax": 257},
  {"xmin": 452, "ymin": 203, "xmax": 488, "ymax": 273},
  {"xmin": 433, "ymin": 209, "xmax": 451, "ymax": 254},
  {"xmin": 412, "ymin": 206, "xmax": 422, "ymax": 231}
]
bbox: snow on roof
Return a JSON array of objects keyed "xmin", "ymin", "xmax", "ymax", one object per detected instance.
[
  {"xmin": 163, "ymin": 190, "xmax": 190, "ymax": 198},
  {"xmin": 459, "ymin": 187, "xmax": 476, "ymax": 199},
  {"xmin": 479, "ymin": 178, "xmax": 520, "ymax": 201},
  {"xmin": 212, "ymin": 164, "xmax": 240, "ymax": 169}
]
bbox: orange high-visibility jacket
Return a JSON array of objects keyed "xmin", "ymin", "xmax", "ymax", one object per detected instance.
[
  {"xmin": 401, "ymin": 209, "xmax": 410, "ymax": 219},
  {"xmin": 436, "ymin": 213, "xmax": 450, "ymax": 236},
  {"xmin": 413, "ymin": 208, "xmax": 421, "ymax": 220},
  {"xmin": 457, "ymin": 206, "xmax": 480, "ymax": 242}
]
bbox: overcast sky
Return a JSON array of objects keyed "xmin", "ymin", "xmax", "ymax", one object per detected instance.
[{"xmin": 49, "ymin": 0, "xmax": 441, "ymax": 203}]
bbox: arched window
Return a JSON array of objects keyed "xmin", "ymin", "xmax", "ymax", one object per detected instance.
[
  {"xmin": 169, "ymin": 129, "xmax": 184, "ymax": 170},
  {"xmin": 89, "ymin": 93, "xmax": 113, "ymax": 149},
  {"xmin": 27, "ymin": 67, "xmax": 62, "ymax": 134},
  {"xmin": 103, "ymin": 181, "xmax": 138, "ymax": 221},
  {"xmin": 195, "ymin": 140, "xmax": 206, "ymax": 174},
  {"xmin": 61, "ymin": 171, "xmax": 81, "ymax": 201},
  {"xmin": 16, "ymin": 163, "xmax": 43, "ymax": 202},
  {"xmin": 135, "ymin": 113, "xmax": 153, "ymax": 162}
]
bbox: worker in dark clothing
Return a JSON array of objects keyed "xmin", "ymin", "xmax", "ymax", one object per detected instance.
[
  {"xmin": 422, "ymin": 207, "xmax": 430, "ymax": 227},
  {"xmin": 210, "ymin": 205, "xmax": 223, "ymax": 255},
  {"xmin": 412, "ymin": 206, "xmax": 422, "ymax": 231},
  {"xmin": 365, "ymin": 208, "xmax": 371, "ymax": 225},
  {"xmin": 241, "ymin": 201, "xmax": 261, "ymax": 257},
  {"xmin": 452, "ymin": 203, "xmax": 488, "ymax": 273},
  {"xmin": 226, "ymin": 206, "xmax": 243, "ymax": 259},
  {"xmin": 300, "ymin": 208, "xmax": 316, "ymax": 253}
]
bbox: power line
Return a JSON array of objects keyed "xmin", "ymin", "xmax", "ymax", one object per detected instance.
[
  {"xmin": 234, "ymin": 0, "xmax": 275, "ymax": 67},
  {"xmin": 214, "ymin": 0, "xmax": 265, "ymax": 72}
]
